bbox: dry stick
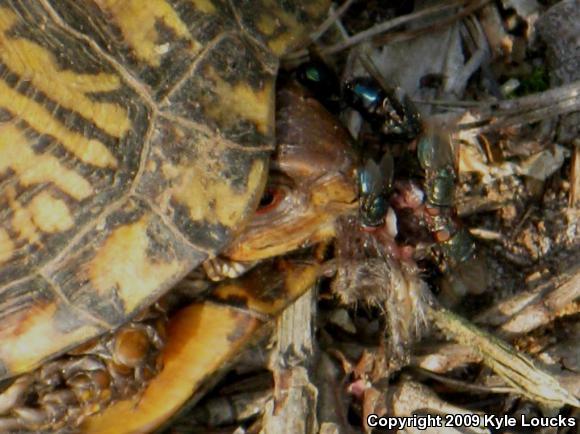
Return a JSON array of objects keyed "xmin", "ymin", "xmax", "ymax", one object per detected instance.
[
  {"xmin": 286, "ymin": 0, "xmax": 476, "ymax": 62},
  {"xmin": 571, "ymin": 139, "xmax": 580, "ymax": 208},
  {"xmin": 371, "ymin": 0, "xmax": 491, "ymax": 49},
  {"xmin": 413, "ymin": 342, "xmax": 485, "ymax": 373},
  {"xmin": 283, "ymin": 0, "xmax": 354, "ymax": 69},
  {"xmin": 415, "ymin": 265, "xmax": 579, "ymax": 403},
  {"xmin": 414, "ymin": 367, "xmax": 515, "ymax": 395},
  {"xmin": 310, "ymin": 0, "xmax": 356, "ymax": 43},
  {"xmin": 490, "ymin": 270, "xmax": 580, "ymax": 339},
  {"xmin": 261, "ymin": 287, "xmax": 319, "ymax": 434},
  {"xmin": 387, "ymin": 381, "xmax": 489, "ymax": 434},
  {"xmin": 429, "ymin": 306, "xmax": 580, "ymax": 408},
  {"xmin": 458, "ymin": 80, "xmax": 580, "ymax": 131},
  {"xmin": 449, "ymin": 15, "xmax": 489, "ymax": 95},
  {"xmin": 346, "ymin": 0, "xmax": 491, "ymax": 54},
  {"xmin": 423, "ymin": 80, "xmax": 580, "ymax": 129},
  {"xmin": 358, "ymin": 54, "xmax": 394, "ymax": 97}
]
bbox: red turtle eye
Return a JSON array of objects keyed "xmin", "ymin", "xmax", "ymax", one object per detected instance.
[{"xmin": 256, "ymin": 187, "xmax": 284, "ymax": 214}]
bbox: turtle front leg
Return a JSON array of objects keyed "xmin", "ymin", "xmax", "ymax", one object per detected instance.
[
  {"xmin": 80, "ymin": 258, "xmax": 321, "ymax": 434},
  {"xmin": 0, "ymin": 305, "xmax": 166, "ymax": 433}
]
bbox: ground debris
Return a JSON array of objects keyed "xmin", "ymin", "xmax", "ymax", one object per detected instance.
[{"xmin": 165, "ymin": 1, "xmax": 579, "ymax": 432}]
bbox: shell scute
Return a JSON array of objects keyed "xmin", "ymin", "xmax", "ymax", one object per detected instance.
[
  {"xmin": 46, "ymin": 0, "xmax": 237, "ymax": 98},
  {"xmin": 161, "ymin": 33, "xmax": 276, "ymax": 148},
  {"xmin": 0, "ymin": 275, "xmax": 102, "ymax": 378},
  {"xmin": 46, "ymin": 197, "xmax": 204, "ymax": 324},
  {"xmin": 136, "ymin": 116, "xmax": 268, "ymax": 248}
]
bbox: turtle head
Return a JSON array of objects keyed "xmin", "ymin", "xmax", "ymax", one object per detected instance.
[{"xmin": 225, "ymin": 82, "xmax": 359, "ymax": 261}]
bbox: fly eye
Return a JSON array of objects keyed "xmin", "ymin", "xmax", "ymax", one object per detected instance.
[
  {"xmin": 362, "ymin": 196, "xmax": 388, "ymax": 227},
  {"xmin": 369, "ymin": 196, "xmax": 387, "ymax": 221},
  {"xmin": 256, "ymin": 186, "xmax": 284, "ymax": 215}
]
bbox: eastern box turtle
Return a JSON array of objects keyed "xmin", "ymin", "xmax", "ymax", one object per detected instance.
[
  {"xmin": 79, "ymin": 78, "xmax": 360, "ymax": 434},
  {"xmin": 0, "ymin": 0, "xmax": 367, "ymax": 431}
]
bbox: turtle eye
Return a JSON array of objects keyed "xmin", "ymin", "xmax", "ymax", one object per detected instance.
[{"xmin": 256, "ymin": 186, "xmax": 285, "ymax": 215}]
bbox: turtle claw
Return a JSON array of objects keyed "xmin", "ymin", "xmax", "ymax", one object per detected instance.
[{"xmin": 203, "ymin": 257, "xmax": 259, "ymax": 282}]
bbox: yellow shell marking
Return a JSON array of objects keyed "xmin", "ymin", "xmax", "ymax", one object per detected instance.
[
  {"xmin": 28, "ymin": 191, "xmax": 75, "ymax": 233},
  {"xmin": 0, "ymin": 79, "xmax": 118, "ymax": 168},
  {"xmin": 0, "ymin": 301, "xmax": 100, "ymax": 376},
  {"xmin": 253, "ymin": 0, "xmax": 311, "ymax": 56},
  {"xmin": 95, "ymin": 0, "xmax": 198, "ymax": 66},
  {"xmin": 173, "ymin": 156, "xmax": 266, "ymax": 230},
  {"xmin": 7, "ymin": 186, "xmax": 40, "ymax": 245},
  {"xmin": 0, "ymin": 8, "xmax": 130, "ymax": 141},
  {"xmin": 89, "ymin": 216, "xmax": 181, "ymax": 312},
  {"xmin": 191, "ymin": 0, "xmax": 216, "ymax": 14},
  {"xmin": 0, "ymin": 122, "xmax": 94, "ymax": 200},
  {"xmin": 5, "ymin": 186, "xmax": 74, "ymax": 246},
  {"xmin": 206, "ymin": 67, "xmax": 273, "ymax": 136},
  {"xmin": 0, "ymin": 229, "xmax": 14, "ymax": 265}
]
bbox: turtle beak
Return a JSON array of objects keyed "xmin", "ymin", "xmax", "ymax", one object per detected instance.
[{"xmin": 225, "ymin": 83, "xmax": 358, "ymax": 261}]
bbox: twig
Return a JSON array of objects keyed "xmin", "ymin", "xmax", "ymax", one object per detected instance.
[
  {"xmin": 447, "ymin": 15, "xmax": 489, "ymax": 95},
  {"xmin": 429, "ymin": 307, "xmax": 580, "ymax": 407},
  {"xmin": 571, "ymin": 139, "xmax": 580, "ymax": 208},
  {"xmin": 475, "ymin": 261, "xmax": 580, "ymax": 336},
  {"xmin": 413, "ymin": 342, "xmax": 481, "ymax": 373},
  {"xmin": 414, "ymin": 367, "xmax": 515, "ymax": 395},
  {"xmin": 261, "ymin": 287, "xmax": 319, "ymax": 433},
  {"xmin": 310, "ymin": 0, "xmax": 355, "ymax": 43},
  {"xmin": 459, "ymin": 81, "xmax": 580, "ymax": 131},
  {"xmin": 387, "ymin": 381, "xmax": 489, "ymax": 434},
  {"xmin": 496, "ymin": 270, "xmax": 580, "ymax": 339},
  {"xmin": 372, "ymin": 0, "xmax": 491, "ymax": 50},
  {"xmin": 286, "ymin": 0, "xmax": 478, "ymax": 61}
]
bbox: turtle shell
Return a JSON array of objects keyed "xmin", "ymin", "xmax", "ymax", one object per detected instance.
[{"xmin": 0, "ymin": 0, "xmax": 329, "ymax": 380}]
